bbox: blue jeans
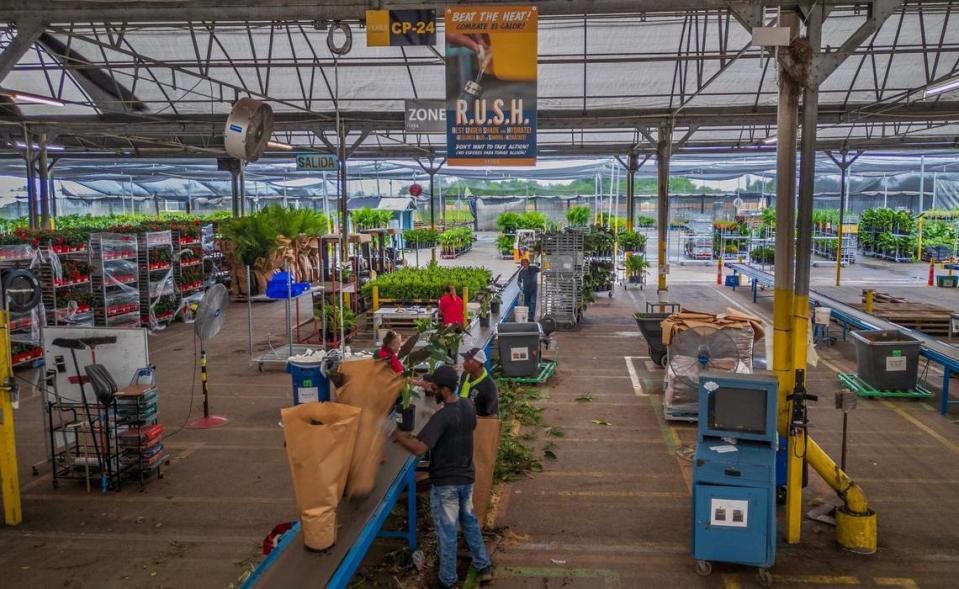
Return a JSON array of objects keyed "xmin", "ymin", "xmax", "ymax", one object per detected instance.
[
  {"xmin": 430, "ymin": 484, "xmax": 490, "ymax": 587},
  {"xmin": 523, "ymin": 290, "xmax": 537, "ymax": 320}
]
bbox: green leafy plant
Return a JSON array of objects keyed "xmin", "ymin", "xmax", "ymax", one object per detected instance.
[
  {"xmin": 351, "ymin": 208, "xmax": 393, "ymax": 230},
  {"xmin": 750, "ymin": 246, "xmax": 775, "ymax": 264},
  {"xmin": 516, "ymin": 212, "xmax": 548, "ymax": 230},
  {"xmin": 565, "ymin": 206, "xmax": 591, "ymax": 226},
  {"xmin": 402, "ymin": 227, "xmax": 439, "ymax": 247},
  {"xmin": 617, "ymin": 231, "xmax": 647, "ymax": 252},
  {"xmin": 636, "ymin": 215, "xmax": 655, "ymax": 228},
  {"xmin": 496, "ymin": 212, "xmax": 522, "ymax": 234},
  {"xmin": 438, "ymin": 227, "xmax": 473, "ymax": 255},
  {"xmin": 315, "ymin": 303, "xmax": 356, "ymax": 334},
  {"xmin": 496, "ymin": 233, "xmax": 515, "ymax": 255},
  {"xmin": 362, "ymin": 261, "xmax": 491, "ymax": 302},
  {"xmin": 625, "ymin": 253, "xmax": 648, "ymax": 275}
]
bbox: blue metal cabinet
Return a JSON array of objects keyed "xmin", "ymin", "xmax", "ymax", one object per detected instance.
[{"xmin": 690, "ymin": 372, "xmax": 778, "ymax": 586}]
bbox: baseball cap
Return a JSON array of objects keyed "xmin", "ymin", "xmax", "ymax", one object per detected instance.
[
  {"xmin": 459, "ymin": 347, "xmax": 487, "ymax": 364},
  {"xmin": 425, "ymin": 365, "xmax": 459, "ymax": 390}
]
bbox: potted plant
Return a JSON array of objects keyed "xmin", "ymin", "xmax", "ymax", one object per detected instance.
[
  {"xmin": 477, "ymin": 291, "xmax": 491, "ymax": 327},
  {"xmin": 490, "ymin": 291, "xmax": 502, "ymax": 314},
  {"xmin": 625, "ymin": 254, "xmax": 648, "ymax": 284}
]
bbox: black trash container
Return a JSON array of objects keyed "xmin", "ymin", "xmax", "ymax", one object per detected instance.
[{"xmin": 850, "ymin": 329, "xmax": 922, "ymax": 391}]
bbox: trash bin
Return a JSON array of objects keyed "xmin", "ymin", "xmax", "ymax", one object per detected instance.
[
  {"xmin": 286, "ymin": 359, "xmax": 330, "ymax": 404},
  {"xmin": 850, "ymin": 329, "xmax": 922, "ymax": 391},
  {"xmin": 497, "ymin": 322, "xmax": 541, "ymax": 377},
  {"xmin": 633, "ymin": 312, "xmax": 670, "ymax": 367},
  {"xmin": 936, "ymin": 275, "xmax": 958, "ymax": 288}
]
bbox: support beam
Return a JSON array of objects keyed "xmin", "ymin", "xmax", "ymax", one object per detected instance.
[
  {"xmin": 22, "ymin": 128, "xmax": 39, "ymax": 229},
  {"xmin": 0, "ymin": 21, "xmax": 43, "ymax": 83},
  {"xmin": 416, "ymin": 156, "xmax": 446, "ymax": 263},
  {"xmin": 656, "ymin": 125, "xmax": 671, "ymax": 293},
  {"xmin": 37, "ymin": 134, "xmax": 50, "ymax": 229},
  {"xmin": 825, "ymin": 149, "xmax": 863, "ymax": 287},
  {"xmin": 812, "ymin": 0, "xmax": 905, "ymax": 86},
  {"xmin": 772, "ymin": 9, "xmax": 800, "ymax": 544}
]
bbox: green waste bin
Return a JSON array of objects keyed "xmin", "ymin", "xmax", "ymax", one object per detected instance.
[{"xmin": 936, "ymin": 275, "xmax": 958, "ymax": 288}]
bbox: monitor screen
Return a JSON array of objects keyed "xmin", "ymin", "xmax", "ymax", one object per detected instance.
[{"xmin": 708, "ymin": 386, "xmax": 768, "ymax": 435}]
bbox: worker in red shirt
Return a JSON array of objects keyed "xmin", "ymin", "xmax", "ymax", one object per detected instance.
[
  {"xmin": 438, "ymin": 283, "xmax": 465, "ymax": 327},
  {"xmin": 378, "ymin": 330, "xmax": 429, "ymax": 387}
]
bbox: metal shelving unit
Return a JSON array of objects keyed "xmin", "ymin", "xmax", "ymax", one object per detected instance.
[
  {"xmin": 138, "ymin": 230, "xmax": 179, "ymax": 329},
  {"xmin": 541, "ymin": 230, "xmax": 585, "ymax": 328},
  {"xmin": 91, "ymin": 233, "xmax": 141, "ymax": 328},
  {"xmin": 812, "ymin": 228, "xmax": 857, "ymax": 266},
  {"xmin": 41, "ymin": 239, "xmax": 95, "ymax": 328}
]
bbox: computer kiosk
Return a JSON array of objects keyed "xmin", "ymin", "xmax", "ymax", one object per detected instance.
[{"xmin": 691, "ymin": 372, "xmax": 778, "ymax": 587}]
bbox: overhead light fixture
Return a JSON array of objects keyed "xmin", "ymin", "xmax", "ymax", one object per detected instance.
[
  {"xmin": 0, "ymin": 88, "xmax": 66, "ymax": 107},
  {"xmin": 14, "ymin": 141, "xmax": 65, "ymax": 152},
  {"xmin": 923, "ymin": 75, "xmax": 959, "ymax": 98},
  {"xmin": 267, "ymin": 141, "xmax": 294, "ymax": 150},
  {"xmin": 763, "ymin": 136, "xmax": 778, "ymax": 144}
]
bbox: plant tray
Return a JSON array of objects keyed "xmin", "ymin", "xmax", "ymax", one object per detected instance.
[
  {"xmin": 52, "ymin": 245, "xmax": 87, "ymax": 254},
  {"xmin": 837, "ymin": 372, "xmax": 933, "ymax": 399},
  {"xmin": 493, "ymin": 360, "xmax": 556, "ymax": 385}
]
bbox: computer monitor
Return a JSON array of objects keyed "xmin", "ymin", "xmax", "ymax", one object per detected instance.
[{"xmin": 708, "ymin": 386, "xmax": 768, "ymax": 436}]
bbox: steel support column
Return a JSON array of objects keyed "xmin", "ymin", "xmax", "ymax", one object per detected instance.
[
  {"xmin": 772, "ymin": 10, "xmax": 801, "ymax": 544},
  {"xmin": 656, "ymin": 126, "xmax": 671, "ymax": 293},
  {"xmin": 23, "ymin": 129, "xmax": 38, "ymax": 229},
  {"xmin": 417, "ymin": 156, "xmax": 445, "ymax": 263},
  {"xmin": 626, "ymin": 152, "xmax": 638, "ymax": 232},
  {"xmin": 37, "ymin": 134, "xmax": 50, "ymax": 229},
  {"xmin": 826, "ymin": 150, "xmax": 863, "ymax": 287},
  {"xmin": 230, "ymin": 168, "xmax": 240, "ymax": 218}
]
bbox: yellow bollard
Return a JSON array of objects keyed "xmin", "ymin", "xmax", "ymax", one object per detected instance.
[
  {"xmin": 865, "ymin": 289, "xmax": 874, "ymax": 314},
  {"xmin": 343, "ymin": 291, "xmax": 351, "ymax": 310},
  {"xmin": 372, "ymin": 285, "xmax": 380, "ymax": 312},
  {"xmin": 0, "ymin": 310, "xmax": 22, "ymax": 525},
  {"xmin": 462, "ymin": 287, "xmax": 469, "ymax": 327}
]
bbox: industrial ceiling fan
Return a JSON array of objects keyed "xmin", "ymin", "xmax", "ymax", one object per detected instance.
[{"xmin": 186, "ymin": 283, "xmax": 231, "ymax": 429}]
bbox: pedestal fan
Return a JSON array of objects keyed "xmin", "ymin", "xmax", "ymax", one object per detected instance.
[{"xmin": 186, "ymin": 284, "xmax": 230, "ymax": 429}]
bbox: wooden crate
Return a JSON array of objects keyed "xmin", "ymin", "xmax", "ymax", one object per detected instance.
[{"xmin": 852, "ymin": 301, "xmax": 952, "ymax": 336}]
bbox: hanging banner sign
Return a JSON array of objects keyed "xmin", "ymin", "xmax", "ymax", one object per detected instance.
[
  {"xmin": 445, "ymin": 6, "xmax": 537, "ymax": 167},
  {"xmin": 366, "ymin": 9, "xmax": 437, "ymax": 47},
  {"xmin": 296, "ymin": 153, "xmax": 337, "ymax": 171},
  {"xmin": 405, "ymin": 99, "xmax": 446, "ymax": 133}
]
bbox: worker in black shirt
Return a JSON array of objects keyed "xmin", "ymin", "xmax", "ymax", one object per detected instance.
[
  {"xmin": 393, "ymin": 365, "xmax": 493, "ymax": 588},
  {"xmin": 517, "ymin": 257, "xmax": 540, "ymax": 320},
  {"xmin": 458, "ymin": 347, "xmax": 498, "ymax": 417}
]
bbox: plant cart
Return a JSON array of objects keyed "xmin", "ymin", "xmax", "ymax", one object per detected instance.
[
  {"xmin": 137, "ymin": 230, "xmax": 179, "ymax": 330},
  {"xmin": 91, "ymin": 233, "xmax": 141, "ymax": 328}
]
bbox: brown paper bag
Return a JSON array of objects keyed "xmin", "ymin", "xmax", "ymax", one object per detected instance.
[
  {"xmin": 281, "ymin": 402, "xmax": 362, "ymax": 550},
  {"xmin": 334, "ymin": 358, "xmax": 406, "ymax": 497},
  {"xmin": 472, "ymin": 417, "xmax": 501, "ymax": 528}
]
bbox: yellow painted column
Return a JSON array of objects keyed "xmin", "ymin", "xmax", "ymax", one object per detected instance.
[
  {"xmin": 834, "ymin": 222, "xmax": 845, "ymax": 287},
  {"xmin": 865, "ymin": 289, "xmax": 875, "ymax": 314},
  {"xmin": 372, "ymin": 286, "xmax": 380, "ymax": 312},
  {"xmin": 462, "ymin": 287, "xmax": 469, "ymax": 327},
  {"xmin": 0, "ymin": 310, "xmax": 22, "ymax": 525}
]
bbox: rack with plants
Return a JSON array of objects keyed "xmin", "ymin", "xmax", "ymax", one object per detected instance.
[
  {"xmin": 362, "ymin": 261, "xmax": 491, "ymax": 304},
  {"xmin": 138, "ymin": 230, "xmax": 179, "ymax": 329},
  {"xmin": 713, "ymin": 220, "xmax": 749, "ymax": 260},
  {"xmin": 313, "ymin": 303, "xmax": 358, "ymax": 348},
  {"xmin": 91, "ymin": 233, "xmax": 141, "ymax": 328},
  {"xmin": 918, "ymin": 212, "xmax": 959, "ymax": 261},
  {"xmin": 496, "ymin": 233, "xmax": 515, "ymax": 259},
  {"xmin": 403, "ymin": 228, "xmax": 439, "ymax": 249},
  {"xmin": 201, "ymin": 222, "xmax": 230, "ymax": 287},
  {"xmin": 811, "ymin": 209, "xmax": 856, "ymax": 264},
  {"xmin": 496, "ymin": 211, "xmax": 548, "ymax": 235},
  {"xmin": 617, "ymin": 230, "xmax": 647, "ymax": 254},
  {"xmin": 859, "ymin": 208, "xmax": 915, "ymax": 262},
  {"xmin": 439, "ymin": 227, "xmax": 474, "ymax": 258}
]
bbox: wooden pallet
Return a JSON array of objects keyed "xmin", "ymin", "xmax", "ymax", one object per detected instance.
[
  {"xmin": 851, "ymin": 301, "xmax": 952, "ymax": 335},
  {"xmin": 860, "ymin": 290, "xmax": 908, "ymax": 304}
]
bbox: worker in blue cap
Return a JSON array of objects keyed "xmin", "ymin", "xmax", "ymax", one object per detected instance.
[{"xmin": 393, "ymin": 365, "xmax": 494, "ymax": 588}]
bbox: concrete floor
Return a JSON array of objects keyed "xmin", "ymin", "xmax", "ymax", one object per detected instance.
[{"xmin": 1, "ymin": 235, "xmax": 957, "ymax": 588}]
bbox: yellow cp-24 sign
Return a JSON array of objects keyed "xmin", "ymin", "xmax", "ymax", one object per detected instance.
[{"xmin": 366, "ymin": 9, "xmax": 436, "ymax": 47}]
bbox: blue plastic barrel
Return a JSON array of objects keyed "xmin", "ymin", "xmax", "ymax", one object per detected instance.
[{"xmin": 286, "ymin": 360, "xmax": 330, "ymax": 404}]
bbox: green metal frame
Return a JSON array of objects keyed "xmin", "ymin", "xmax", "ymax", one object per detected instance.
[
  {"xmin": 493, "ymin": 360, "xmax": 557, "ymax": 385},
  {"xmin": 837, "ymin": 372, "xmax": 934, "ymax": 399}
]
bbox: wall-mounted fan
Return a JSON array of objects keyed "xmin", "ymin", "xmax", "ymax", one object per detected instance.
[{"xmin": 224, "ymin": 97, "xmax": 273, "ymax": 162}]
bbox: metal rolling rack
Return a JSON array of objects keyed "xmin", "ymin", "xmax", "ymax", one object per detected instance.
[
  {"xmin": 541, "ymin": 230, "xmax": 585, "ymax": 329},
  {"xmin": 0, "ymin": 243, "xmax": 45, "ymax": 367},
  {"xmin": 680, "ymin": 218, "xmax": 713, "ymax": 263},
  {"xmin": 202, "ymin": 223, "xmax": 231, "ymax": 287},
  {"xmin": 812, "ymin": 228, "xmax": 856, "ymax": 266},
  {"xmin": 90, "ymin": 233, "xmax": 141, "ymax": 328},
  {"xmin": 137, "ymin": 230, "xmax": 178, "ymax": 329},
  {"xmin": 41, "ymin": 239, "xmax": 95, "ymax": 328},
  {"xmin": 174, "ymin": 228, "xmax": 205, "ymax": 299}
]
